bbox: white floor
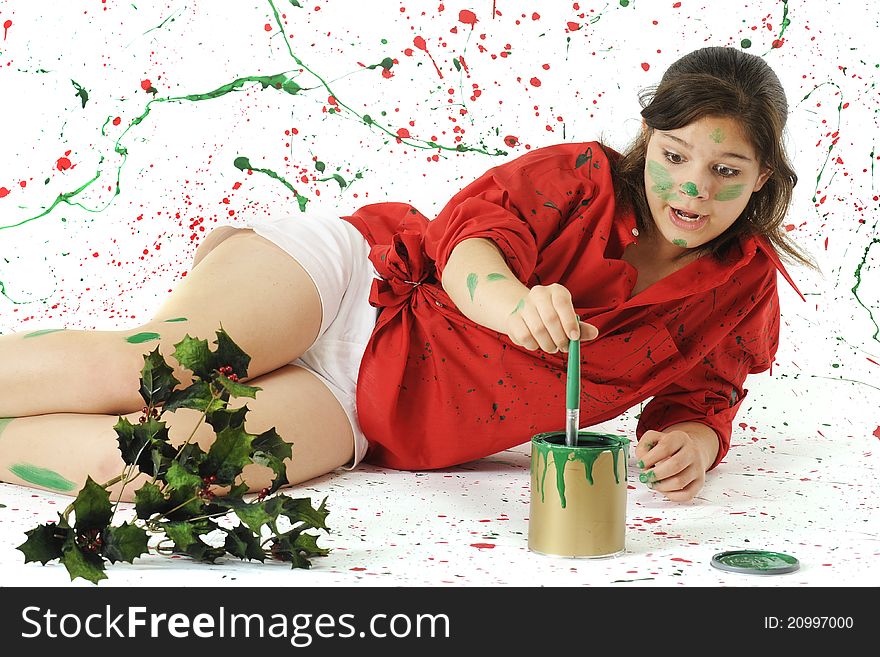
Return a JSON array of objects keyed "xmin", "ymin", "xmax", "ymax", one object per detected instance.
[{"xmin": 2, "ymin": 403, "xmax": 877, "ymax": 588}]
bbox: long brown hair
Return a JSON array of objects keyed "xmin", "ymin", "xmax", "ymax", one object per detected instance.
[{"xmin": 609, "ymin": 46, "xmax": 819, "ymax": 271}]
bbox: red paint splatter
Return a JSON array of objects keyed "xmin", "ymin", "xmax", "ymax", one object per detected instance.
[
  {"xmin": 873, "ymin": 426, "xmax": 880, "ymax": 439},
  {"xmin": 396, "ymin": 127, "xmax": 411, "ymax": 142},
  {"xmin": 264, "ymin": 23, "xmax": 272, "ymax": 32},
  {"xmin": 771, "ymin": 38, "xmax": 784, "ymax": 49},
  {"xmin": 529, "ymin": 77, "xmax": 541, "ymax": 87},
  {"xmin": 504, "ymin": 135, "xmax": 519, "ymax": 147},
  {"xmin": 469, "ymin": 543, "xmax": 495, "ymax": 549},
  {"xmin": 112, "ymin": 116, "xmax": 121, "ymax": 126},
  {"xmin": 56, "ymin": 156, "xmax": 73, "ymax": 172},
  {"xmin": 413, "ymin": 36, "xmax": 443, "ymax": 79},
  {"xmin": 3, "ymin": 20, "xmax": 11, "ymax": 41},
  {"xmin": 459, "ymin": 10, "xmax": 478, "ymax": 27},
  {"xmin": 140, "ymin": 79, "xmax": 153, "ymax": 91},
  {"xmin": 567, "ymin": 22, "xmax": 581, "ymax": 31},
  {"xmin": 350, "ymin": 567, "xmax": 367, "ymax": 571},
  {"xmin": 0, "ymin": 187, "xmax": 10, "ymax": 198},
  {"xmin": 672, "ymin": 2, "xmax": 682, "ymax": 7},
  {"xmin": 641, "ymin": 62, "xmax": 650, "ymax": 71},
  {"xmin": 670, "ymin": 557, "xmax": 691, "ymax": 563}
]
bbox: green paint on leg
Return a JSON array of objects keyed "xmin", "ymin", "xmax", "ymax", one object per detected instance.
[
  {"xmin": 672, "ymin": 239, "xmax": 688, "ymax": 247},
  {"xmin": 510, "ymin": 298, "xmax": 525, "ymax": 316},
  {"xmin": 0, "ymin": 417, "xmax": 13, "ymax": 440},
  {"xmin": 466, "ymin": 273, "xmax": 479, "ymax": 302},
  {"xmin": 163, "ymin": 317, "xmax": 188, "ymax": 323},
  {"xmin": 125, "ymin": 332, "xmax": 161, "ymax": 344},
  {"xmin": 714, "ymin": 184, "xmax": 746, "ymax": 201},
  {"xmin": 486, "ymin": 273, "xmax": 507, "ymax": 282},
  {"xmin": 8, "ymin": 463, "xmax": 77, "ymax": 492},
  {"xmin": 647, "ymin": 160, "xmax": 678, "ymax": 202},
  {"xmin": 709, "ymin": 127, "xmax": 725, "ymax": 143},
  {"xmin": 23, "ymin": 328, "xmax": 66, "ymax": 339},
  {"xmin": 680, "ymin": 181, "xmax": 699, "ymax": 197}
]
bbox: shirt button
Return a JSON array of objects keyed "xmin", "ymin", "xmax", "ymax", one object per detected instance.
[{"xmin": 631, "ymin": 228, "xmax": 639, "ymax": 236}]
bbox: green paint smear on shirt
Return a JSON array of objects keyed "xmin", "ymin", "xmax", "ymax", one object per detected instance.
[
  {"xmin": 647, "ymin": 160, "xmax": 678, "ymax": 202},
  {"xmin": 163, "ymin": 317, "xmax": 188, "ymax": 322},
  {"xmin": 486, "ymin": 273, "xmax": 507, "ymax": 282},
  {"xmin": 672, "ymin": 239, "xmax": 688, "ymax": 247},
  {"xmin": 8, "ymin": 463, "xmax": 76, "ymax": 492},
  {"xmin": 532, "ymin": 432, "xmax": 629, "ymax": 508},
  {"xmin": 125, "ymin": 331, "xmax": 161, "ymax": 344},
  {"xmin": 715, "ymin": 551, "xmax": 798, "ymax": 570},
  {"xmin": 680, "ymin": 181, "xmax": 699, "ymax": 197},
  {"xmin": 23, "ymin": 328, "xmax": 66, "ymax": 339},
  {"xmin": 466, "ymin": 273, "xmax": 479, "ymax": 302},
  {"xmin": 709, "ymin": 127, "xmax": 725, "ymax": 143},
  {"xmin": 714, "ymin": 184, "xmax": 745, "ymax": 201}
]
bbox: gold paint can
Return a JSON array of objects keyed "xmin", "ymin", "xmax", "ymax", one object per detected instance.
[{"xmin": 528, "ymin": 431, "xmax": 629, "ymax": 558}]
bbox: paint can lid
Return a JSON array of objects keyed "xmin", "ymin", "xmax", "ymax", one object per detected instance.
[{"xmin": 710, "ymin": 550, "xmax": 800, "ymax": 575}]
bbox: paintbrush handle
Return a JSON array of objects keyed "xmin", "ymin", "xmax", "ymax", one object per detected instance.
[
  {"xmin": 565, "ymin": 338, "xmax": 580, "ymax": 447},
  {"xmin": 565, "ymin": 409, "xmax": 580, "ymax": 447}
]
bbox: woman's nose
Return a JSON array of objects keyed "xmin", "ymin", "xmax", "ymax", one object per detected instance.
[{"xmin": 678, "ymin": 179, "xmax": 709, "ymax": 201}]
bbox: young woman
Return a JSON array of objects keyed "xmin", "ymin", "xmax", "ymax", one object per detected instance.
[{"xmin": 0, "ymin": 46, "xmax": 816, "ymax": 504}]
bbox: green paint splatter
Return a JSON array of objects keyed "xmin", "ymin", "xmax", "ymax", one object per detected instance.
[
  {"xmin": 709, "ymin": 127, "xmax": 724, "ymax": 143},
  {"xmin": 486, "ymin": 273, "xmax": 507, "ymax": 282},
  {"xmin": 638, "ymin": 470, "xmax": 657, "ymax": 484},
  {"xmin": 125, "ymin": 332, "xmax": 160, "ymax": 344},
  {"xmin": 233, "ymin": 156, "xmax": 310, "ymax": 212},
  {"xmin": 680, "ymin": 181, "xmax": 699, "ymax": 197},
  {"xmin": 647, "ymin": 160, "xmax": 678, "ymax": 202},
  {"xmin": 672, "ymin": 239, "xmax": 688, "ymax": 247},
  {"xmin": 163, "ymin": 317, "xmax": 188, "ymax": 322},
  {"xmin": 71, "ymin": 80, "xmax": 89, "ymax": 108},
  {"xmin": 23, "ymin": 328, "xmax": 66, "ymax": 339},
  {"xmin": 0, "ymin": 417, "xmax": 13, "ymax": 440},
  {"xmin": 740, "ymin": 38, "xmax": 752, "ymax": 49},
  {"xmin": 466, "ymin": 273, "xmax": 479, "ymax": 302},
  {"xmin": 619, "ymin": 0, "xmax": 630, "ymax": 6},
  {"xmin": 714, "ymin": 184, "xmax": 746, "ymax": 201},
  {"xmin": 852, "ymin": 237, "xmax": 880, "ymax": 343},
  {"xmin": 8, "ymin": 463, "xmax": 76, "ymax": 492},
  {"xmin": 510, "ymin": 298, "xmax": 525, "ymax": 316}
]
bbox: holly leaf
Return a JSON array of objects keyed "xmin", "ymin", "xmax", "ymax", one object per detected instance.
[
  {"xmin": 201, "ymin": 425, "xmax": 256, "ymax": 486},
  {"xmin": 204, "ymin": 405, "xmax": 249, "ymax": 433},
  {"xmin": 291, "ymin": 531, "xmax": 330, "ymax": 557},
  {"xmin": 17, "ymin": 522, "xmax": 68, "ymax": 564},
  {"xmin": 165, "ymin": 461, "xmax": 202, "ymax": 493},
  {"xmin": 171, "ymin": 334, "xmax": 214, "ymax": 380},
  {"xmin": 72, "ymin": 477, "xmax": 113, "ymax": 531},
  {"xmin": 161, "ymin": 520, "xmax": 198, "ymax": 549},
  {"xmin": 162, "ymin": 380, "xmax": 218, "ymax": 414},
  {"xmin": 114, "ymin": 416, "xmax": 176, "ymax": 477},
  {"xmin": 60, "ymin": 534, "xmax": 107, "ymax": 584},
  {"xmin": 251, "ymin": 428, "xmax": 292, "ymax": 493},
  {"xmin": 268, "ymin": 531, "xmax": 312, "ymax": 569},
  {"xmin": 224, "ymin": 524, "xmax": 265, "ymax": 562},
  {"xmin": 210, "ymin": 325, "xmax": 251, "ymax": 380},
  {"xmin": 178, "ymin": 537, "xmax": 226, "ymax": 563},
  {"xmin": 175, "ymin": 442, "xmax": 207, "ymax": 473},
  {"xmin": 134, "ymin": 482, "xmax": 167, "ymax": 519},
  {"xmin": 164, "ymin": 486, "xmax": 205, "ymax": 521},
  {"xmin": 231, "ymin": 499, "xmax": 276, "ymax": 535},
  {"xmin": 102, "ymin": 523, "xmax": 149, "ymax": 564},
  {"xmin": 215, "ymin": 376, "xmax": 261, "ymax": 399},
  {"xmin": 278, "ymin": 496, "xmax": 330, "ymax": 531},
  {"xmin": 139, "ymin": 347, "xmax": 181, "ymax": 407}
]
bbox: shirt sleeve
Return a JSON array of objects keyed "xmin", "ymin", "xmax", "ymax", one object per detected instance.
[
  {"xmin": 635, "ymin": 273, "xmax": 780, "ymax": 470},
  {"xmin": 424, "ymin": 142, "xmax": 601, "ymax": 284}
]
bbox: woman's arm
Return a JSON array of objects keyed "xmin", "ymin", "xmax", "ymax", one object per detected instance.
[{"xmin": 442, "ymin": 237, "xmax": 598, "ymax": 352}]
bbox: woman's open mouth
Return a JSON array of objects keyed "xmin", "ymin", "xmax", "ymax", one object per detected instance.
[{"xmin": 668, "ymin": 206, "xmax": 709, "ymax": 231}]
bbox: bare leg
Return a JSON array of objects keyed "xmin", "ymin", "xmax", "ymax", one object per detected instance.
[
  {"xmin": 0, "ymin": 364, "xmax": 355, "ymax": 501},
  {"xmin": 0, "ymin": 228, "xmax": 323, "ymax": 417}
]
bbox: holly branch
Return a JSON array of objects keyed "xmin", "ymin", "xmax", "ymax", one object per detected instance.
[{"xmin": 16, "ymin": 325, "xmax": 330, "ymax": 583}]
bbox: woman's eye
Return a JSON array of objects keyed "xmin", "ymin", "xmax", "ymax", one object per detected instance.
[
  {"xmin": 664, "ymin": 151, "xmax": 683, "ymax": 164},
  {"xmin": 715, "ymin": 165, "xmax": 740, "ymax": 177}
]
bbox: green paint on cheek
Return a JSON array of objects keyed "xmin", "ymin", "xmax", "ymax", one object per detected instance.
[
  {"xmin": 486, "ymin": 273, "xmax": 507, "ymax": 282},
  {"xmin": 647, "ymin": 160, "xmax": 678, "ymax": 202},
  {"xmin": 709, "ymin": 127, "xmax": 725, "ymax": 143},
  {"xmin": 125, "ymin": 332, "xmax": 161, "ymax": 344},
  {"xmin": 23, "ymin": 328, "xmax": 66, "ymax": 339},
  {"xmin": 0, "ymin": 417, "xmax": 13, "ymax": 440},
  {"xmin": 673, "ymin": 239, "xmax": 688, "ymax": 247},
  {"xmin": 510, "ymin": 298, "xmax": 525, "ymax": 316},
  {"xmin": 680, "ymin": 182, "xmax": 698, "ymax": 197},
  {"xmin": 466, "ymin": 273, "xmax": 478, "ymax": 302},
  {"xmin": 163, "ymin": 317, "xmax": 188, "ymax": 323},
  {"xmin": 8, "ymin": 463, "xmax": 77, "ymax": 492},
  {"xmin": 714, "ymin": 184, "xmax": 746, "ymax": 201}
]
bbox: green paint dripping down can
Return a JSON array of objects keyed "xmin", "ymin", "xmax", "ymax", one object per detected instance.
[{"xmin": 529, "ymin": 431, "xmax": 630, "ymax": 558}]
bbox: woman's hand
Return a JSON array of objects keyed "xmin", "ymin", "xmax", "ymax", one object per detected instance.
[
  {"xmin": 504, "ymin": 283, "xmax": 599, "ymax": 353},
  {"xmin": 635, "ymin": 428, "xmax": 712, "ymax": 502}
]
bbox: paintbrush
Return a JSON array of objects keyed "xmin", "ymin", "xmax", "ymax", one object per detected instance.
[{"xmin": 565, "ymin": 338, "xmax": 580, "ymax": 447}]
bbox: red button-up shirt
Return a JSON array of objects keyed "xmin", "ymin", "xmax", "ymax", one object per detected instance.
[{"xmin": 341, "ymin": 141, "xmax": 804, "ymax": 471}]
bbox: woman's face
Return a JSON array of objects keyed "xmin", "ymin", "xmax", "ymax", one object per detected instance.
[{"xmin": 642, "ymin": 115, "xmax": 771, "ymax": 257}]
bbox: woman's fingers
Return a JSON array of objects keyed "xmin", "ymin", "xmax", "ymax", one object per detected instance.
[{"xmin": 505, "ymin": 284, "xmax": 601, "ymax": 353}]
